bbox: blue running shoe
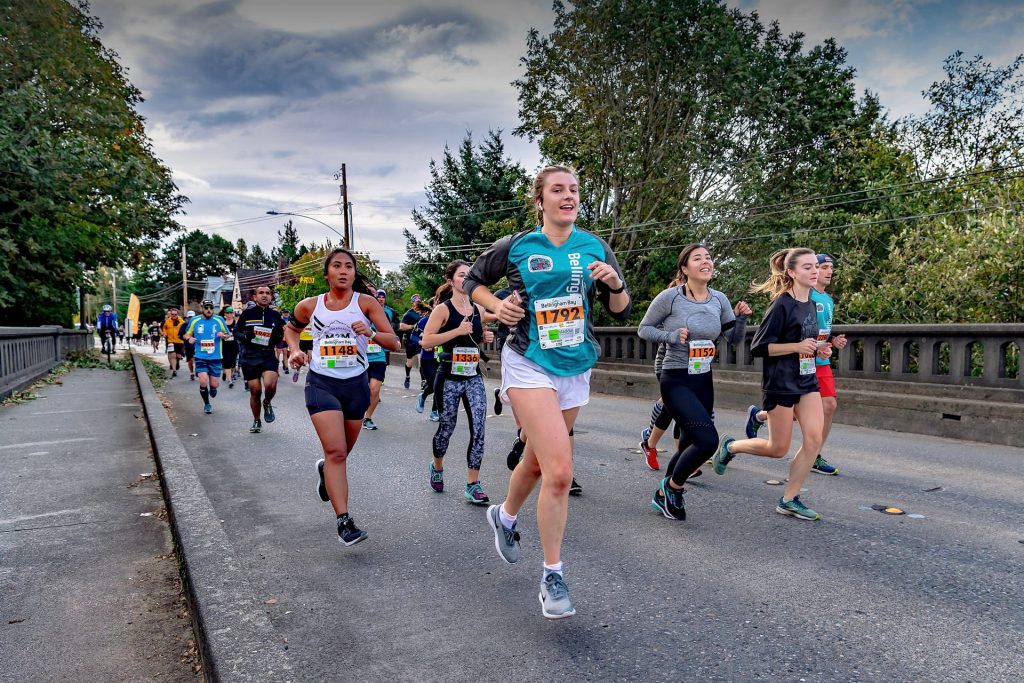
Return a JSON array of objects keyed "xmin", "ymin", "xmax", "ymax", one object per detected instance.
[
  {"xmin": 203, "ymin": 403, "xmax": 212, "ymax": 415},
  {"xmin": 811, "ymin": 455, "xmax": 839, "ymax": 475},
  {"xmin": 416, "ymin": 392, "xmax": 425, "ymax": 413},
  {"xmin": 263, "ymin": 401, "xmax": 275, "ymax": 423},
  {"xmin": 429, "ymin": 410, "xmax": 439, "ymax": 422},
  {"xmin": 745, "ymin": 405, "xmax": 763, "ymax": 439},
  {"xmin": 336, "ymin": 514, "xmax": 368, "ymax": 545}
]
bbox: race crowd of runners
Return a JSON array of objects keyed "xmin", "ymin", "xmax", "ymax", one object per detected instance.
[{"xmin": 123, "ymin": 165, "xmax": 851, "ymax": 620}]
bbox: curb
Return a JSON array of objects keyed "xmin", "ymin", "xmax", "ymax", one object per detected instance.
[{"xmin": 131, "ymin": 350, "xmax": 293, "ymax": 682}]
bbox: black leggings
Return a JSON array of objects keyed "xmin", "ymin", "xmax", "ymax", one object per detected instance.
[
  {"xmin": 420, "ymin": 357, "xmax": 440, "ymax": 412},
  {"xmin": 660, "ymin": 368, "xmax": 718, "ymax": 487}
]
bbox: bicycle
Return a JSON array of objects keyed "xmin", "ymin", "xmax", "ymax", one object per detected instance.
[{"xmin": 100, "ymin": 329, "xmax": 115, "ymax": 365}]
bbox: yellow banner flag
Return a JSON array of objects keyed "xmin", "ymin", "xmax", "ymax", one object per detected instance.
[{"xmin": 127, "ymin": 293, "xmax": 140, "ymax": 335}]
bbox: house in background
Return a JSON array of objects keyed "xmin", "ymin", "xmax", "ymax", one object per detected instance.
[
  {"xmin": 231, "ymin": 268, "xmax": 277, "ymax": 310},
  {"xmin": 203, "ymin": 276, "xmax": 234, "ymax": 311}
]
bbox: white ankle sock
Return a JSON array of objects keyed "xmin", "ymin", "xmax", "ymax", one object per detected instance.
[{"xmin": 499, "ymin": 505, "xmax": 516, "ymax": 529}]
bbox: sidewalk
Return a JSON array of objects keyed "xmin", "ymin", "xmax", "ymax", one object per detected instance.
[{"xmin": 0, "ymin": 360, "xmax": 200, "ymax": 682}]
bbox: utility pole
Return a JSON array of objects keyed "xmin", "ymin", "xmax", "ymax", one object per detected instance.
[
  {"xmin": 348, "ymin": 201, "xmax": 355, "ymax": 251},
  {"xmin": 340, "ymin": 163, "xmax": 350, "ymax": 249},
  {"xmin": 181, "ymin": 245, "xmax": 188, "ymax": 311},
  {"xmin": 111, "ymin": 271, "xmax": 117, "ymax": 318}
]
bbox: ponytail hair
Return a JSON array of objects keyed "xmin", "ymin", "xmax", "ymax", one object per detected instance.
[
  {"xmin": 676, "ymin": 243, "xmax": 710, "ymax": 298},
  {"xmin": 322, "ymin": 248, "xmax": 376, "ymax": 295},
  {"xmin": 749, "ymin": 247, "xmax": 815, "ymax": 300},
  {"xmin": 434, "ymin": 260, "xmax": 471, "ymax": 304}
]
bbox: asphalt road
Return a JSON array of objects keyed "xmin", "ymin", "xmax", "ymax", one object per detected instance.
[{"xmin": 155, "ymin": 353, "xmax": 1024, "ymax": 683}]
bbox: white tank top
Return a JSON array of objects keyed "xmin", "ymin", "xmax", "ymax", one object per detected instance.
[{"xmin": 309, "ymin": 292, "xmax": 371, "ymax": 379}]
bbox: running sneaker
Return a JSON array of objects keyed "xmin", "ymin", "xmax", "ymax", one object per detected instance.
[
  {"xmin": 415, "ymin": 392, "xmax": 425, "ymax": 413},
  {"xmin": 249, "ymin": 419, "xmax": 261, "ymax": 433},
  {"xmin": 336, "ymin": 515, "xmax": 368, "ymax": 546},
  {"xmin": 486, "ymin": 504, "xmax": 520, "ymax": 564},
  {"xmin": 283, "ymin": 367, "xmax": 289, "ymax": 375},
  {"xmin": 713, "ymin": 435, "xmax": 736, "ymax": 475},
  {"xmin": 775, "ymin": 496, "xmax": 821, "ymax": 521},
  {"xmin": 403, "ymin": 376, "xmax": 410, "ymax": 389},
  {"xmin": 811, "ymin": 455, "xmax": 839, "ymax": 475},
  {"xmin": 464, "ymin": 481, "xmax": 489, "ymax": 505},
  {"xmin": 363, "ymin": 417, "xmax": 378, "ymax": 430},
  {"xmin": 506, "ymin": 436, "xmax": 526, "ymax": 471},
  {"xmin": 430, "ymin": 463, "xmax": 444, "ymax": 492},
  {"xmin": 650, "ymin": 478, "xmax": 686, "ymax": 520},
  {"xmin": 228, "ymin": 380, "xmax": 234, "ymax": 389},
  {"xmin": 493, "ymin": 387, "xmax": 503, "ymax": 416},
  {"xmin": 688, "ymin": 468, "xmax": 703, "ymax": 479},
  {"xmin": 539, "ymin": 573, "xmax": 575, "ymax": 619},
  {"xmin": 190, "ymin": 373, "xmax": 195, "ymax": 381},
  {"xmin": 639, "ymin": 427, "xmax": 659, "ymax": 471},
  {"xmin": 171, "ymin": 371, "xmax": 177, "ymax": 378},
  {"xmin": 316, "ymin": 458, "xmax": 329, "ymax": 502},
  {"xmin": 745, "ymin": 405, "xmax": 764, "ymax": 439},
  {"xmin": 203, "ymin": 403, "xmax": 212, "ymax": 415},
  {"xmin": 263, "ymin": 401, "xmax": 275, "ymax": 423},
  {"xmin": 210, "ymin": 387, "xmax": 217, "ymax": 398},
  {"xmin": 428, "ymin": 410, "xmax": 439, "ymax": 422},
  {"xmin": 569, "ymin": 478, "xmax": 583, "ymax": 496}
]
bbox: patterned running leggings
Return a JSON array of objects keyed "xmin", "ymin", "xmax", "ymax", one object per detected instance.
[{"xmin": 432, "ymin": 373, "xmax": 487, "ymax": 470}]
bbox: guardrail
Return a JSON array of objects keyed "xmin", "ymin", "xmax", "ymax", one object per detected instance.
[
  {"xmin": 0, "ymin": 326, "xmax": 94, "ymax": 400},
  {"xmin": 595, "ymin": 324, "xmax": 1024, "ymax": 390}
]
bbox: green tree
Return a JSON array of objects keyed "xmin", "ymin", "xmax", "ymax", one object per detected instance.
[
  {"xmin": 0, "ymin": 0, "xmax": 187, "ymax": 326},
  {"xmin": 275, "ymin": 248, "xmax": 383, "ymax": 314},
  {"xmin": 513, "ymin": 0, "xmax": 879, "ymax": 307},
  {"xmin": 402, "ymin": 130, "xmax": 530, "ymax": 294},
  {"xmin": 155, "ymin": 230, "xmax": 239, "ymax": 304},
  {"xmin": 272, "ymin": 220, "xmax": 301, "ymax": 264},
  {"xmin": 245, "ymin": 243, "xmax": 276, "ymax": 269}
]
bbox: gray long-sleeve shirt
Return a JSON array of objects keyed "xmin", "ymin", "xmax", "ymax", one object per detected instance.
[{"xmin": 638, "ymin": 287, "xmax": 747, "ymax": 371}]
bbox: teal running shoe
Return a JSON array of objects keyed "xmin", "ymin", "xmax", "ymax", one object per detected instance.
[
  {"xmin": 744, "ymin": 405, "xmax": 763, "ymax": 439},
  {"xmin": 464, "ymin": 481, "xmax": 489, "ymax": 505},
  {"xmin": 650, "ymin": 477, "xmax": 685, "ymax": 520},
  {"xmin": 775, "ymin": 496, "xmax": 821, "ymax": 521},
  {"xmin": 415, "ymin": 392, "xmax": 425, "ymax": 413},
  {"xmin": 430, "ymin": 463, "xmax": 444, "ymax": 492},
  {"xmin": 713, "ymin": 436, "xmax": 736, "ymax": 475}
]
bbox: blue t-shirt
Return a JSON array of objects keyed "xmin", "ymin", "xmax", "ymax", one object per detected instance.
[
  {"xmin": 464, "ymin": 226, "xmax": 630, "ymax": 377},
  {"xmin": 416, "ymin": 316, "xmax": 434, "ymax": 361},
  {"xmin": 366, "ymin": 324, "xmax": 386, "ymax": 364},
  {"xmin": 810, "ymin": 288, "xmax": 834, "ymax": 367},
  {"xmin": 185, "ymin": 314, "xmax": 229, "ymax": 360}
]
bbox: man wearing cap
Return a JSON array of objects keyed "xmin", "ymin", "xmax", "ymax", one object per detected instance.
[
  {"xmin": 398, "ymin": 294, "xmax": 426, "ymax": 389},
  {"xmin": 810, "ymin": 253, "xmax": 848, "ymax": 475},
  {"xmin": 184, "ymin": 300, "xmax": 230, "ymax": 414}
]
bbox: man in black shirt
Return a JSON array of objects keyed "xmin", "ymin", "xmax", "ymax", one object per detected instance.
[
  {"xmin": 234, "ymin": 286, "xmax": 285, "ymax": 433},
  {"xmin": 398, "ymin": 294, "xmax": 426, "ymax": 389}
]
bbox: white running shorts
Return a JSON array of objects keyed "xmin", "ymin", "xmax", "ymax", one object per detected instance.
[{"xmin": 499, "ymin": 343, "xmax": 591, "ymax": 411}]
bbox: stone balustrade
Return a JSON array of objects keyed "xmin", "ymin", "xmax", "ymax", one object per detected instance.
[{"xmin": 0, "ymin": 327, "xmax": 94, "ymax": 400}]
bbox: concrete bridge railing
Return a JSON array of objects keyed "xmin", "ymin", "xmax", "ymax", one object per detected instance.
[
  {"xmin": 594, "ymin": 324, "xmax": 1024, "ymax": 390},
  {"xmin": 0, "ymin": 327, "xmax": 94, "ymax": 400}
]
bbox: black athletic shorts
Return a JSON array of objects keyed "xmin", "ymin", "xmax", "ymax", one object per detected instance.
[
  {"xmin": 183, "ymin": 342, "xmax": 195, "ymax": 360},
  {"xmin": 305, "ymin": 370, "xmax": 371, "ymax": 419},
  {"xmin": 240, "ymin": 352, "xmax": 279, "ymax": 381},
  {"xmin": 404, "ymin": 343, "xmax": 420, "ymax": 359},
  {"xmin": 762, "ymin": 392, "xmax": 803, "ymax": 412},
  {"xmin": 367, "ymin": 361, "xmax": 387, "ymax": 382},
  {"xmin": 169, "ymin": 342, "xmax": 185, "ymax": 356}
]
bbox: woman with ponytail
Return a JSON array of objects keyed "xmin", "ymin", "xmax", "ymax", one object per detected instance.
[
  {"xmin": 421, "ymin": 260, "xmax": 495, "ymax": 505},
  {"xmin": 713, "ymin": 248, "xmax": 829, "ymax": 521}
]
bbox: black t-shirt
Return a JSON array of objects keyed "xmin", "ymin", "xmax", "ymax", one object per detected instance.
[
  {"xmin": 148, "ymin": 325, "xmax": 160, "ymax": 337},
  {"xmin": 233, "ymin": 305, "xmax": 285, "ymax": 358},
  {"xmin": 750, "ymin": 292, "xmax": 819, "ymax": 396},
  {"xmin": 401, "ymin": 309, "xmax": 423, "ymax": 345}
]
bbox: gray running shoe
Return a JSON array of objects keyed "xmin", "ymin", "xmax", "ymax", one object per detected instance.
[
  {"xmin": 539, "ymin": 572, "xmax": 576, "ymax": 619},
  {"xmin": 486, "ymin": 504, "xmax": 520, "ymax": 564}
]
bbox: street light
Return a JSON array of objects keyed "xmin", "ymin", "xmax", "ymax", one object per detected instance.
[{"xmin": 266, "ymin": 210, "xmax": 347, "ymax": 247}]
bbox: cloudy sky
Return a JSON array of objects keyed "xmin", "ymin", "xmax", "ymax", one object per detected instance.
[{"xmin": 88, "ymin": 0, "xmax": 1024, "ymax": 271}]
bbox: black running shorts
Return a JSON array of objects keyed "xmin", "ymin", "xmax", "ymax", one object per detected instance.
[
  {"xmin": 240, "ymin": 352, "xmax": 279, "ymax": 381},
  {"xmin": 305, "ymin": 370, "xmax": 371, "ymax": 419}
]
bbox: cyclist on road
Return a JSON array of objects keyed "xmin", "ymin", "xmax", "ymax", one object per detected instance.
[
  {"xmin": 96, "ymin": 305, "xmax": 118, "ymax": 354},
  {"xmin": 184, "ymin": 300, "xmax": 230, "ymax": 414}
]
